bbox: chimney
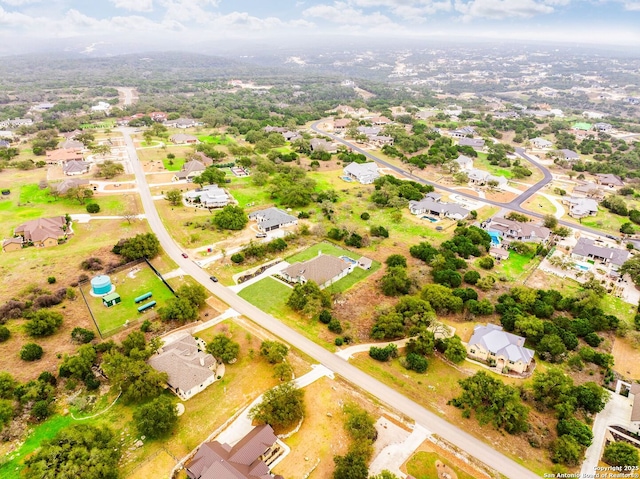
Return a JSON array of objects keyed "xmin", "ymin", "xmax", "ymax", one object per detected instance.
[{"xmin": 200, "ymin": 357, "xmax": 205, "ymax": 366}]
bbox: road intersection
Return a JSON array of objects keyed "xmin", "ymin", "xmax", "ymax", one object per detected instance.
[{"xmin": 119, "ymin": 128, "xmax": 541, "ymax": 478}]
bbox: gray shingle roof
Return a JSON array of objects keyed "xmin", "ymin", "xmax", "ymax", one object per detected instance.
[
  {"xmin": 248, "ymin": 207, "xmax": 297, "ymax": 231},
  {"xmin": 573, "ymin": 237, "xmax": 629, "ymax": 266},
  {"xmin": 282, "ymin": 254, "xmax": 351, "ymax": 286},
  {"xmin": 469, "ymin": 324, "xmax": 534, "ymax": 364}
]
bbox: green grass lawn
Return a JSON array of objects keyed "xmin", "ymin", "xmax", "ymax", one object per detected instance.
[
  {"xmin": 227, "ymin": 177, "xmax": 274, "ymax": 209},
  {"xmin": 474, "ymin": 153, "xmax": 513, "ymax": 179},
  {"xmin": 286, "ymin": 241, "xmax": 361, "ymax": 262},
  {"xmin": 0, "ymin": 415, "xmax": 74, "ymax": 475},
  {"xmin": 238, "ymin": 277, "xmax": 292, "ymax": 317},
  {"xmin": 603, "ymin": 295, "xmax": 636, "ymax": 326},
  {"xmin": 82, "ymin": 264, "xmax": 176, "ymax": 334},
  {"xmin": 406, "ymin": 451, "xmax": 477, "ymax": 479},
  {"xmin": 325, "ymin": 262, "xmax": 381, "ymax": 294},
  {"xmin": 197, "ymin": 135, "xmax": 235, "ymax": 145},
  {"xmin": 494, "ymin": 252, "xmax": 538, "ymax": 281},
  {"xmin": 162, "ymin": 158, "xmax": 185, "ymax": 171}
]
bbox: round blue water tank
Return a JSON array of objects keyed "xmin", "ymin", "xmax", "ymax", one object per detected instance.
[{"xmin": 91, "ymin": 275, "xmax": 112, "ymax": 295}]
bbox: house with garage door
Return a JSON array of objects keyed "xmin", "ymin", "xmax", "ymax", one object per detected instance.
[
  {"xmin": 281, "ymin": 253, "xmax": 353, "ymax": 289},
  {"xmin": 467, "ymin": 324, "xmax": 534, "ymax": 374},
  {"xmin": 249, "ymin": 207, "xmax": 297, "ymax": 232}
]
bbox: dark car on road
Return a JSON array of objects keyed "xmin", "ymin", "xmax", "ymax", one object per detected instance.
[
  {"xmin": 181, "ymin": 253, "xmax": 188, "ymax": 258},
  {"xmin": 210, "ymin": 276, "xmax": 218, "ymax": 282}
]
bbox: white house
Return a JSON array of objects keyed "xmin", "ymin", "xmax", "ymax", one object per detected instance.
[
  {"xmin": 343, "ymin": 162, "xmax": 380, "ymax": 184},
  {"xmin": 281, "ymin": 254, "xmax": 353, "ymax": 289},
  {"xmin": 563, "ymin": 197, "xmax": 598, "ymax": 219},
  {"xmin": 453, "ymin": 155, "xmax": 473, "ymax": 171},
  {"xmin": 148, "ymin": 334, "xmax": 218, "ymax": 401},
  {"xmin": 249, "ymin": 207, "xmax": 298, "ymax": 232},
  {"xmin": 530, "ymin": 138, "xmax": 553, "ymax": 149},
  {"xmin": 184, "ymin": 185, "xmax": 230, "ymax": 208},
  {"xmin": 467, "ymin": 324, "xmax": 534, "ymax": 374}
]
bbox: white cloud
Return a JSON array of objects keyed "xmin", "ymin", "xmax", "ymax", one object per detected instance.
[
  {"xmin": 622, "ymin": 1, "xmax": 640, "ymax": 9},
  {"xmin": 303, "ymin": 1, "xmax": 395, "ymax": 26},
  {"xmin": 349, "ymin": 0, "xmax": 452, "ymax": 19},
  {"xmin": 454, "ymin": 0, "xmax": 556, "ymax": 20},
  {"xmin": 0, "ymin": 0, "xmax": 40, "ymax": 6},
  {"xmin": 110, "ymin": 0, "xmax": 154, "ymax": 13}
]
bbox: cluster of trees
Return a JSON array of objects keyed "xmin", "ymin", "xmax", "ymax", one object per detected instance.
[
  {"xmin": 212, "ymin": 205, "xmax": 248, "ymax": 231},
  {"xmin": 205, "ymin": 334, "xmax": 240, "ymax": 364},
  {"xmin": 158, "ymin": 284, "xmax": 207, "ymax": 324},
  {"xmin": 287, "ymin": 280, "xmax": 331, "ymax": 318},
  {"xmin": 112, "ymin": 233, "xmax": 160, "ymax": 262},
  {"xmin": 332, "ymin": 403, "xmax": 378, "ymax": 479},
  {"xmin": 380, "ymin": 254, "xmax": 412, "ymax": 296},
  {"xmin": 249, "ymin": 382, "xmax": 304, "ymax": 434},
  {"xmin": 259, "ymin": 340, "xmax": 293, "ymax": 381},
  {"xmin": 94, "ymin": 160, "xmax": 124, "ymax": 179},
  {"xmin": 371, "ymin": 175, "xmax": 434, "ymax": 210},
  {"xmin": 231, "ymin": 237, "xmax": 288, "ymax": 264}
]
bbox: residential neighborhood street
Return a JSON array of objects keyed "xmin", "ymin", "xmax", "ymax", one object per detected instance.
[{"xmin": 120, "ymin": 127, "xmax": 542, "ymax": 479}]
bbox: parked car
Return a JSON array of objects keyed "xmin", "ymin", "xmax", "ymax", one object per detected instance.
[
  {"xmin": 181, "ymin": 252, "xmax": 188, "ymax": 258},
  {"xmin": 210, "ymin": 276, "xmax": 218, "ymax": 282},
  {"xmin": 256, "ymin": 233, "xmax": 267, "ymax": 238}
]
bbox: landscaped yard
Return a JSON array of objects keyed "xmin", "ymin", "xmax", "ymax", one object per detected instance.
[
  {"xmin": 494, "ymin": 252, "xmax": 539, "ymax": 281},
  {"xmin": 197, "ymin": 134, "xmax": 235, "ymax": 145},
  {"xmin": 286, "ymin": 241, "xmax": 361, "ymax": 263},
  {"xmin": 81, "ymin": 262, "xmax": 176, "ymax": 335},
  {"xmin": 237, "ymin": 277, "xmax": 293, "ymax": 318}
]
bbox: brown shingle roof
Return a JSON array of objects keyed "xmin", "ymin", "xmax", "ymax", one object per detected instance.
[{"xmin": 15, "ymin": 216, "xmax": 66, "ymax": 243}]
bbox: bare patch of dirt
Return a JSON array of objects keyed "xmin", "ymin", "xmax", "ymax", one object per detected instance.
[{"xmin": 612, "ymin": 337, "xmax": 640, "ymax": 378}]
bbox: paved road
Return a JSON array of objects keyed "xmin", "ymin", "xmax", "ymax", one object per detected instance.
[
  {"xmin": 120, "ymin": 127, "xmax": 540, "ymax": 479},
  {"xmin": 310, "ymin": 121, "xmax": 620, "ymax": 241}
]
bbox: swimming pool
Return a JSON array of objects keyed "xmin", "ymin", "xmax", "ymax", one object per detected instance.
[
  {"xmin": 575, "ymin": 263, "xmax": 590, "ymax": 272},
  {"xmin": 340, "ymin": 256, "xmax": 357, "ymax": 265},
  {"xmin": 421, "ymin": 216, "xmax": 438, "ymax": 223},
  {"xmin": 341, "ymin": 176, "xmax": 353, "ymax": 182},
  {"xmin": 488, "ymin": 231, "xmax": 501, "ymax": 246}
]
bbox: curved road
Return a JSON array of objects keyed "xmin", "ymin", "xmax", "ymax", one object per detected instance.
[
  {"xmin": 311, "ymin": 121, "xmax": 619, "ymax": 241},
  {"xmin": 119, "ymin": 127, "xmax": 540, "ymax": 478}
]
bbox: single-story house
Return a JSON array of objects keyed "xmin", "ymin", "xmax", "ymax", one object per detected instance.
[
  {"xmin": 357, "ymin": 126, "xmax": 382, "ymax": 136},
  {"xmin": 563, "ymin": 197, "xmax": 598, "ymax": 218},
  {"xmin": 571, "ymin": 237, "xmax": 629, "ymax": 271},
  {"xmin": 467, "ymin": 324, "xmax": 534, "ymax": 374},
  {"xmin": 489, "ymin": 247, "xmax": 510, "ymax": 261},
  {"xmin": 281, "ymin": 254, "xmax": 353, "ymax": 289},
  {"xmin": 572, "ymin": 182, "xmax": 604, "ymax": 199},
  {"xmin": 184, "ymin": 185, "xmax": 230, "ymax": 208},
  {"xmin": 467, "ymin": 169, "xmax": 508, "ymax": 189},
  {"xmin": 61, "ymin": 139, "xmax": 85, "ymax": 150},
  {"xmin": 150, "ymin": 112, "xmax": 168, "ymax": 122},
  {"xmin": 457, "ymin": 138, "xmax": 485, "ymax": 150},
  {"xmin": 282, "ymin": 130, "xmax": 302, "ymax": 142},
  {"xmin": 530, "ymin": 138, "xmax": 553, "ymax": 149},
  {"xmin": 594, "ymin": 122, "xmax": 613, "ymax": 132},
  {"xmin": 185, "ymin": 424, "xmax": 284, "ymax": 479},
  {"xmin": 484, "ymin": 217, "xmax": 551, "ymax": 243},
  {"xmin": 164, "ymin": 118, "xmax": 198, "ymax": 128},
  {"xmin": 595, "ymin": 173, "xmax": 624, "ymax": 189},
  {"xmin": 310, "ymin": 138, "xmax": 337, "ymax": 153},
  {"xmin": 2, "ymin": 237, "xmax": 23, "ymax": 253},
  {"xmin": 333, "ymin": 118, "xmax": 351, "ymax": 130},
  {"xmin": 249, "ymin": 207, "xmax": 298, "ymax": 232},
  {"xmin": 53, "ymin": 178, "xmax": 91, "ymax": 195},
  {"xmin": 14, "ymin": 216, "xmax": 70, "ymax": 248},
  {"xmin": 358, "ymin": 257, "xmax": 373, "ymax": 270},
  {"xmin": 148, "ymin": 334, "xmax": 218, "ymax": 401},
  {"xmin": 0, "ymin": 140, "xmax": 10, "ymax": 148},
  {"xmin": 170, "ymin": 134, "xmax": 199, "ymax": 145},
  {"xmin": 91, "ymin": 101, "xmax": 111, "ymax": 112},
  {"xmin": 559, "ymin": 149, "xmax": 580, "ymax": 162},
  {"xmin": 0, "ymin": 118, "xmax": 32, "ymax": 129},
  {"xmin": 343, "ymin": 162, "xmax": 380, "ymax": 184},
  {"xmin": 46, "ymin": 148, "xmax": 83, "ymax": 165},
  {"xmin": 453, "ymin": 155, "xmax": 473, "ymax": 171},
  {"xmin": 174, "ymin": 160, "xmax": 206, "ymax": 181},
  {"xmin": 369, "ymin": 135, "xmax": 394, "ymax": 147},
  {"xmin": 63, "ymin": 160, "xmax": 91, "ymax": 176},
  {"xmin": 371, "ymin": 116, "xmax": 391, "ymax": 125},
  {"xmin": 408, "ymin": 195, "xmax": 470, "ymax": 220},
  {"xmin": 450, "ymin": 126, "xmax": 475, "ymax": 138}
]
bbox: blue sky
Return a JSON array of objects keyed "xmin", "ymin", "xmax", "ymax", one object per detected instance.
[{"xmin": 0, "ymin": 0, "xmax": 638, "ymax": 53}]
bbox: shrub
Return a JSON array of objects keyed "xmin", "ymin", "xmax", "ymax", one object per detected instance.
[
  {"xmin": 478, "ymin": 257, "xmax": 494, "ymax": 270},
  {"xmin": 24, "ymin": 310, "xmax": 63, "ymax": 337},
  {"xmin": 71, "ymin": 327, "xmax": 95, "ymax": 344},
  {"xmin": 133, "ymin": 396, "xmax": 178, "ymax": 439},
  {"xmin": 369, "ymin": 344, "xmax": 398, "ymax": 362},
  {"xmin": 360, "ymin": 212, "xmax": 370, "ymax": 220},
  {"xmin": 47, "ymin": 276, "xmax": 56, "ymax": 284},
  {"xmin": 385, "ymin": 254, "xmax": 407, "ymax": 268},
  {"xmin": 345, "ymin": 232, "xmax": 363, "ymax": 248},
  {"xmin": 463, "ymin": 270, "xmax": 480, "ymax": 285},
  {"xmin": 370, "ymin": 226, "xmax": 389, "ymax": 238},
  {"xmin": 404, "ymin": 352, "xmax": 428, "ymax": 373},
  {"xmin": 584, "ymin": 332, "xmax": 603, "ymax": 347},
  {"xmin": 319, "ymin": 310, "xmax": 332, "ymax": 324},
  {"xmin": 0, "ymin": 326, "xmax": 10, "ymax": 342},
  {"xmin": 20, "ymin": 343, "xmax": 44, "ymax": 361},
  {"xmin": 86, "ymin": 203, "xmax": 100, "ymax": 213},
  {"xmin": 140, "ymin": 320, "xmax": 152, "ymax": 332},
  {"xmin": 328, "ymin": 319, "xmax": 343, "ymax": 334},
  {"xmin": 335, "ymin": 337, "xmax": 344, "ymax": 346},
  {"xmin": 80, "ymin": 257, "xmax": 104, "ymax": 271},
  {"xmin": 230, "ymin": 253, "xmax": 245, "ymax": 264}
]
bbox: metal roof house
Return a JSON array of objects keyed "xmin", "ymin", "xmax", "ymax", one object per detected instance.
[
  {"xmin": 343, "ymin": 162, "xmax": 380, "ymax": 184},
  {"xmin": 467, "ymin": 324, "xmax": 534, "ymax": 374}
]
